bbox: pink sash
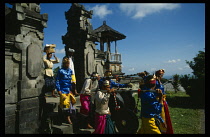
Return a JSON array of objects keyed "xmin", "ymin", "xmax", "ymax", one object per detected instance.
[
  {"xmin": 93, "ymin": 113, "xmax": 106, "ymax": 134},
  {"xmin": 80, "ymin": 94, "xmax": 91, "ymax": 116}
]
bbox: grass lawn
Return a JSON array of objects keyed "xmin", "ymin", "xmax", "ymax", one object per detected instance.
[{"xmin": 133, "ymin": 91, "xmax": 204, "ymax": 134}]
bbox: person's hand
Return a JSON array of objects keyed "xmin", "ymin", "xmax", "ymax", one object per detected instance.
[
  {"xmin": 161, "ymin": 122, "xmax": 167, "ymax": 129},
  {"xmin": 62, "ymin": 95, "xmax": 67, "ymax": 99},
  {"xmin": 45, "ymin": 50, "xmax": 49, "ymax": 55},
  {"xmin": 107, "ymin": 88, "xmax": 115, "ymax": 93},
  {"xmin": 58, "ymin": 91, "xmax": 62, "ymax": 96},
  {"xmin": 128, "ymin": 83, "xmax": 133, "ymax": 88},
  {"xmin": 156, "ymin": 89, "xmax": 163, "ymax": 96}
]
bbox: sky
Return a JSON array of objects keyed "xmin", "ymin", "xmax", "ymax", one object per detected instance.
[{"xmin": 38, "ymin": 3, "xmax": 205, "ymax": 78}]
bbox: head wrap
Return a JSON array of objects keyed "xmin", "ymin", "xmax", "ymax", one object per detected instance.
[
  {"xmin": 155, "ymin": 69, "xmax": 165, "ymax": 75},
  {"xmin": 104, "ymin": 70, "xmax": 112, "ymax": 77},
  {"xmin": 67, "ymin": 48, "xmax": 75, "ymax": 53},
  {"xmin": 103, "ymin": 80, "xmax": 110, "ymax": 86}
]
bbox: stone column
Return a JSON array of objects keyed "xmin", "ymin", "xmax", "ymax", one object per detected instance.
[{"xmin": 5, "ymin": 3, "xmax": 48, "ymax": 134}]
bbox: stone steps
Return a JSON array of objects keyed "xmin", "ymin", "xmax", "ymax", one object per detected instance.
[{"xmin": 44, "ymin": 94, "xmax": 94, "ymax": 134}]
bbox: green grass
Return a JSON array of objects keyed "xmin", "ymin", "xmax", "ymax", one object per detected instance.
[{"xmin": 133, "ymin": 91, "xmax": 203, "ymax": 134}]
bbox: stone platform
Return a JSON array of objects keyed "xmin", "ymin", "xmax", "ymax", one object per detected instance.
[{"xmin": 44, "ymin": 94, "xmax": 95, "ymax": 134}]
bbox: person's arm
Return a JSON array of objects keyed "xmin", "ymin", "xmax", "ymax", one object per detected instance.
[
  {"xmin": 84, "ymin": 79, "xmax": 91, "ymax": 94},
  {"xmin": 141, "ymin": 92, "xmax": 163, "ymax": 116},
  {"xmin": 55, "ymin": 69, "xmax": 62, "ymax": 95},
  {"xmin": 43, "ymin": 54, "xmax": 47, "ymax": 62},
  {"xmin": 51, "ymin": 54, "xmax": 59, "ymax": 64},
  {"xmin": 110, "ymin": 80, "xmax": 129, "ymax": 88},
  {"xmin": 155, "ymin": 89, "xmax": 163, "ymax": 103}
]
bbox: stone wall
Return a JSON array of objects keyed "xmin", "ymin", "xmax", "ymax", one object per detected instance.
[{"xmin": 5, "ymin": 3, "xmax": 48, "ymax": 134}]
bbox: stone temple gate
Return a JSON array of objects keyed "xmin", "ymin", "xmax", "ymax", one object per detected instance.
[
  {"xmin": 5, "ymin": 3, "xmax": 48, "ymax": 133},
  {"xmin": 62, "ymin": 3, "xmax": 126, "ymax": 91},
  {"xmin": 5, "ymin": 3, "xmax": 127, "ymax": 133}
]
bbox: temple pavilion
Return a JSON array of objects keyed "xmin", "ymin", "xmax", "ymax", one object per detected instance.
[{"xmin": 92, "ymin": 21, "xmax": 126, "ymax": 75}]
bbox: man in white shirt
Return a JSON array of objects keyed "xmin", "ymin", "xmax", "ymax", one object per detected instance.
[
  {"xmin": 80, "ymin": 72, "xmax": 100, "ymax": 129},
  {"xmin": 93, "ymin": 80, "xmax": 116, "ymax": 134}
]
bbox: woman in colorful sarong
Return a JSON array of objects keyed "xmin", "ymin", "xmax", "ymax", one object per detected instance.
[
  {"xmin": 155, "ymin": 69, "xmax": 173, "ymax": 134},
  {"xmin": 93, "ymin": 80, "xmax": 116, "ymax": 134},
  {"xmin": 80, "ymin": 72, "xmax": 100, "ymax": 129},
  {"xmin": 137, "ymin": 75, "xmax": 166, "ymax": 134},
  {"xmin": 56, "ymin": 57, "xmax": 76, "ymax": 125}
]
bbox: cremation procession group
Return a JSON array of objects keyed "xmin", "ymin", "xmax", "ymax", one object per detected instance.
[{"xmin": 43, "ymin": 44, "xmax": 174, "ymax": 134}]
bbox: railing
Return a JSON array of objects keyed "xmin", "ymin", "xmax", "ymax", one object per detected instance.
[{"xmin": 110, "ymin": 53, "xmax": 121, "ymax": 63}]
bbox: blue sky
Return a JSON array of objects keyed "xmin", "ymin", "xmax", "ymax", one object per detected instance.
[{"xmin": 38, "ymin": 3, "xmax": 205, "ymax": 78}]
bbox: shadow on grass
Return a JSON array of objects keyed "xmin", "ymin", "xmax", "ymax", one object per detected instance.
[{"xmin": 166, "ymin": 96, "xmax": 205, "ymax": 109}]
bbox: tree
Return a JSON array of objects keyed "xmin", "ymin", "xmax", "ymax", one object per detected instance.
[
  {"xmin": 186, "ymin": 50, "xmax": 205, "ymax": 79},
  {"xmin": 181, "ymin": 50, "xmax": 205, "ymax": 106},
  {"xmin": 172, "ymin": 74, "xmax": 180, "ymax": 93},
  {"xmin": 53, "ymin": 66, "xmax": 60, "ymax": 79},
  {"xmin": 179, "ymin": 74, "xmax": 196, "ymax": 95}
]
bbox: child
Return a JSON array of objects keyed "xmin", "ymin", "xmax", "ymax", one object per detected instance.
[
  {"xmin": 93, "ymin": 80, "xmax": 116, "ymax": 134},
  {"xmin": 56, "ymin": 57, "xmax": 76, "ymax": 125},
  {"xmin": 137, "ymin": 75, "xmax": 166, "ymax": 134}
]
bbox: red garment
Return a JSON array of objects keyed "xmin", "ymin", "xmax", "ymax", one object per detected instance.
[
  {"xmin": 93, "ymin": 113, "xmax": 106, "ymax": 134},
  {"xmin": 80, "ymin": 94, "xmax": 91, "ymax": 116},
  {"xmin": 163, "ymin": 101, "xmax": 174, "ymax": 134}
]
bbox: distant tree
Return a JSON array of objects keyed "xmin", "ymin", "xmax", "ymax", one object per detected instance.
[
  {"xmin": 186, "ymin": 50, "xmax": 205, "ymax": 79},
  {"xmin": 172, "ymin": 74, "xmax": 180, "ymax": 93},
  {"xmin": 179, "ymin": 50, "xmax": 205, "ymax": 106},
  {"xmin": 53, "ymin": 66, "xmax": 60, "ymax": 79},
  {"xmin": 179, "ymin": 74, "xmax": 196, "ymax": 95}
]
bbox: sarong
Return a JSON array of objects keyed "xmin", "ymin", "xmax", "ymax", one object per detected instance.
[
  {"xmin": 104, "ymin": 114, "xmax": 116, "ymax": 134},
  {"xmin": 80, "ymin": 94, "xmax": 91, "ymax": 116},
  {"xmin": 60, "ymin": 93, "xmax": 71, "ymax": 109},
  {"xmin": 44, "ymin": 75, "xmax": 55, "ymax": 92},
  {"xmin": 137, "ymin": 117, "xmax": 161, "ymax": 134},
  {"xmin": 93, "ymin": 113, "xmax": 106, "ymax": 134},
  {"xmin": 158, "ymin": 95, "xmax": 173, "ymax": 134}
]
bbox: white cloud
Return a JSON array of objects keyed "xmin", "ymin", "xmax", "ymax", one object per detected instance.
[
  {"xmin": 128, "ymin": 68, "xmax": 135, "ymax": 71},
  {"xmin": 56, "ymin": 48, "xmax": 65, "ymax": 54},
  {"xmin": 119, "ymin": 3, "xmax": 180, "ymax": 19},
  {"xmin": 167, "ymin": 59, "xmax": 181, "ymax": 63},
  {"xmin": 90, "ymin": 5, "xmax": 113, "ymax": 19},
  {"xmin": 178, "ymin": 67, "xmax": 183, "ymax": 70}
]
